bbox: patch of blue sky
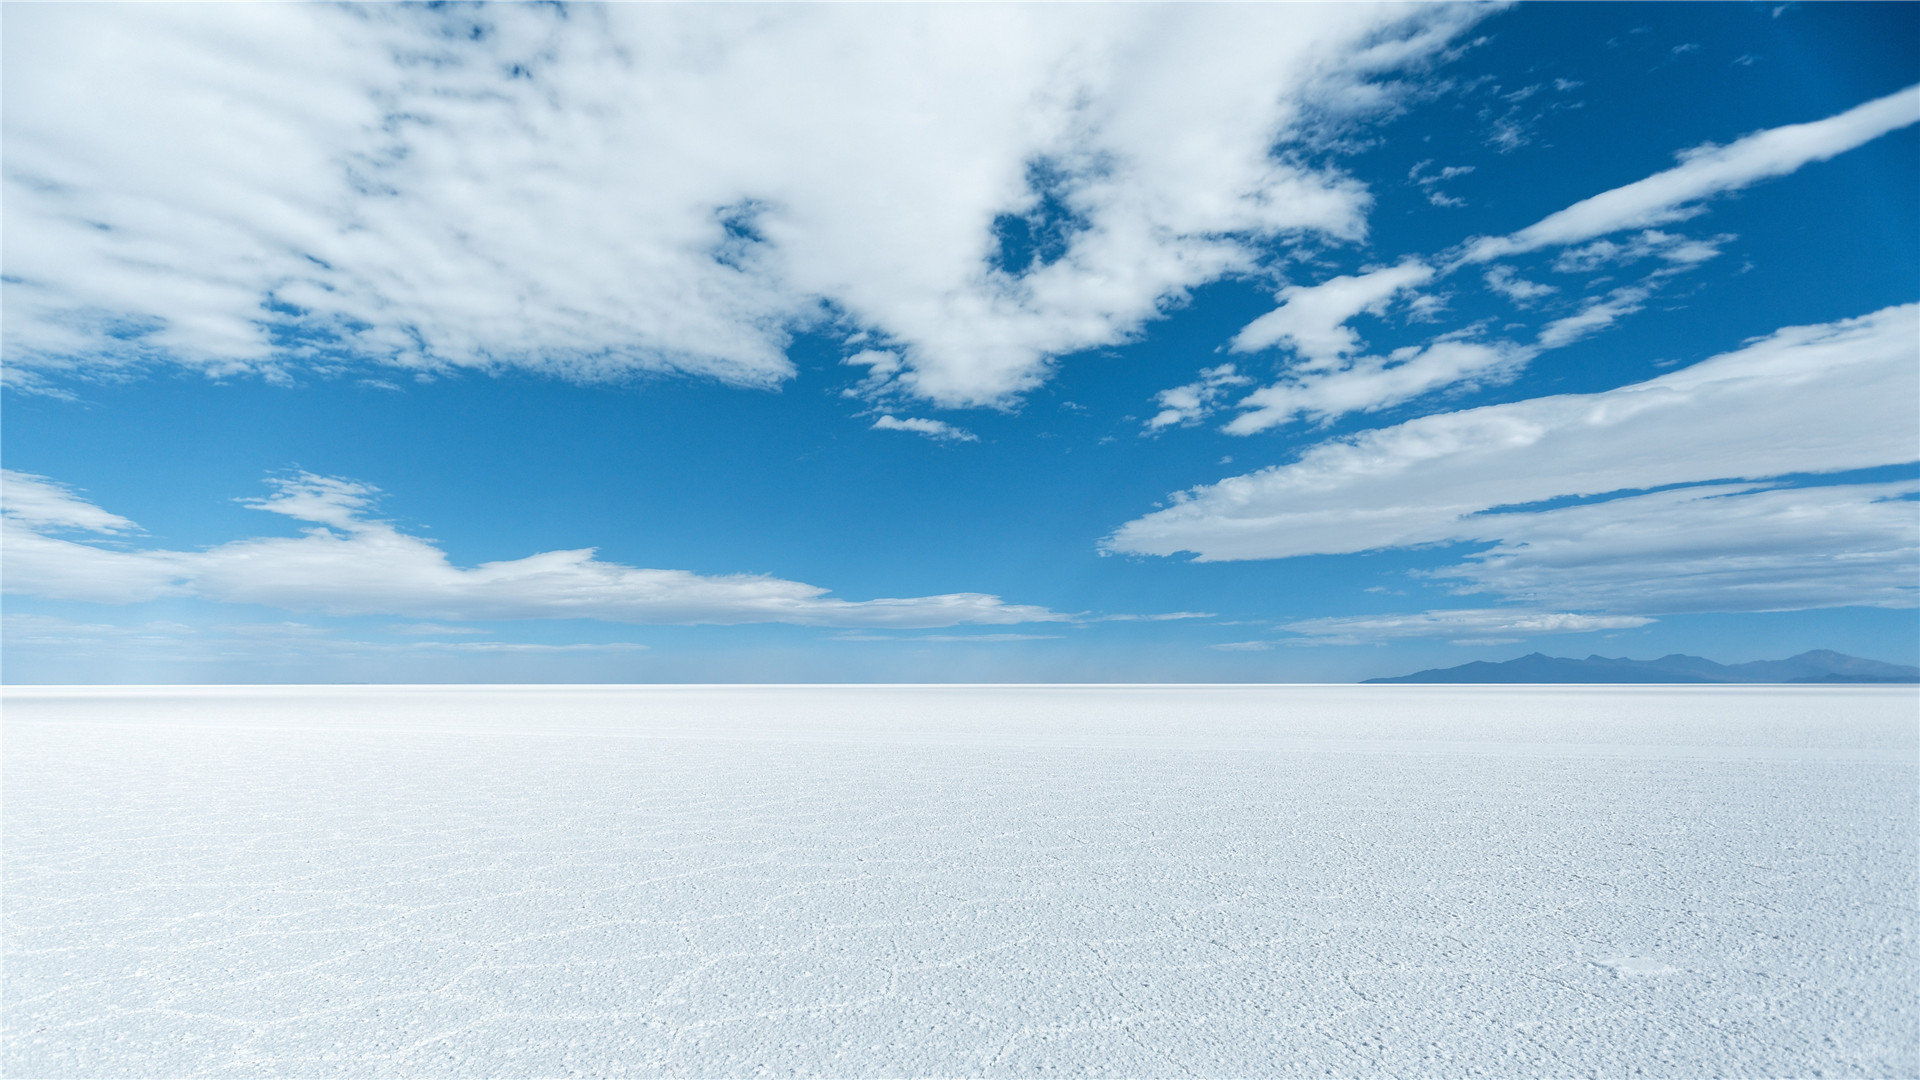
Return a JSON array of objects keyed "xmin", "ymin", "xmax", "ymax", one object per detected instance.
[{"xmin": 989, "ymin": 160, "xmax": 1092, "ymax": 276}]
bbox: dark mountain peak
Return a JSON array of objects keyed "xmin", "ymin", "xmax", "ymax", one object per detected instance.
[{"xmin": 1366, "ymin": 649, "xmax": 1918, "ymax": 684}]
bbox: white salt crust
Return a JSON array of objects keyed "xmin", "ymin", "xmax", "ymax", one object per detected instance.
[{"xmin": 4, "ymin": 684, "xmax": 1914, "ymax": 1077}]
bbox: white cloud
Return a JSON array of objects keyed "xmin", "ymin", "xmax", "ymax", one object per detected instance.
[
  {"xmin": 1146, "ymin": 364, "xmax": 1250, "ymax": 430},
  {"xmin": 0, "ymin": 470, "xmax": 137, "ymax": 533},
  {"xmin": 1408, "ymin": 159, "xmax": 1474, "ymax": 208},
  {"xmin": 1107, "ymin": 304, "xmax": 1919, "ymax": 609},
  {"xmin": 1659, "ymin": 235, "xmax": 1733, "ymax": 265},
  {"xmin": 1482, "ymin": 265, "xmax": 1557, "ymax": 305},
  {"xmin": 1403, "ymin": 293, "xmax": 1449, "ymax": 322},
  {"xmin": 1, "ymin": 614, "xmax": 201, "ymax": 647},
  {"xmin": 1250, "ymin": 479, "xmax": 1920, "ymax": 637},
  {"xmin": 243, "ymin": 473, "xmax": 380, "ymax": 531},
  {"xmin": 1202, "ymin": 86, "xmax": 1914, "ymax": 427},
  {"xmin": 832, "ymin": 632, "xmax": 1063, "ymax": 643},
  {"xmin": 871, "ymin": 415, "xmax": 978, "ymax": 442},
  {"xmin": 1552, "ymin": 229, "xmax": 1733, "ymax": 273},
  {"xmin": 1534, "ymin": 286, "xmax": 1651, "ymax": 349},
  {"xmin": 1278, "ymin": 608, "xmax": 1655, "ymax": 645},
  {"xmin": 1434, "ymin": 481, "xmax": 1920, "ymax": 613},
  {"xmin": 1464, "ymin": 83, "xmax": 1920, "ymax": 262},
  {"xmin": 1214, "ymin": 258, "xmax": 1506, "ymax": 430},
  {"xmin": 1229, "ymin": 259, "xmax": 1436, "ymax": 363},
  {"xmin": 1, "ymin": 471, "xmax": 1066, "ymax": 628},
  {"xmin": 1224, "ymin": 338, "xmax": 1533, "ymax": 434},
  {"xmin": 1, "ymin": 3, "xmax": 1488, "ymax": 406},
  {"xmin": 407, "ymin": 640, "xmax": 650, "ymax": 654},
  {"xmin": 0, "ymin": 472, "xmax": 182, "ymax": 603},
  {"xmin": 1485, "ymin": 117, "xmax": 1531, "ymax": 153},
  {"xmin": 841, "ymin": 349, "xmax": 905, "ymax": 401},
  {"xmin": 0, "ymin": 613, "xmax": 647, "ymax": 660},
  {"xmin": 1219, "ymin": 248, "xmax": 1713, "ymax": 432}
]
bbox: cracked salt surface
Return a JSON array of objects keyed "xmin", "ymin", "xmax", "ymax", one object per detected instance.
[{"xmin": 4, "ymin": 684, "xmax": 1915, "ymax": 1077}]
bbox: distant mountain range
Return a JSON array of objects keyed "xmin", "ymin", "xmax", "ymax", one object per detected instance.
[{"xmin": 1366, "ymin": 649, "xmax": 1920, "ymax": 684}]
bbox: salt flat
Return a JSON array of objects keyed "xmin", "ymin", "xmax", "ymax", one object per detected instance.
[{"xmin": 4, "ymin": 684, "xmax": 1915, "ymax": 1078}]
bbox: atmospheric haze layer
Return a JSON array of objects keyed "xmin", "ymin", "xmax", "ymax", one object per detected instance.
[{"xmin": 4, "ymin": 685, "xmax": 1915, "ymax": 1077}]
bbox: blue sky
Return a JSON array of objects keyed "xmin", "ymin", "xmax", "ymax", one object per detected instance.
[{"xmin": 3, "ymin": 1, "xmax": 1916, "ymax": 683}]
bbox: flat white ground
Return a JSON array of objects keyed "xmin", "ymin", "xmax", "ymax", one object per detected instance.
[{"xmin": 4, "ymin": 684, "xmax": 1914, "ymax": 1078}]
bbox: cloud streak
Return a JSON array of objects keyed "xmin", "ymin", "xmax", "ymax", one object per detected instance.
[
  {"xmin": 1230, "ymin": 259, "xmax": 1436, "ymax": 363},
  {"xmin": 1276, "ymin": 609, "xmax": 1655, "ymax": 646},
  {"xmin": 1463, "ymin": 83, "xmax": 1920, "ymax": 263},
  {"xmin": 1147, "ymin": 364, "xmax": 1251, "ymax": 431},
  {"xmin": 872, "ymin": 415, "xmax": 978, "ymax": 442},
  {"xmin": 1, "ymin": 471, "xmax": 1067, "ymax": 628},
  {"xmin": 1434, "ymin": 481, "xmax": 1920, "ymax": 613},
  {"xmin": 1156, "ymin": 85, "xmax": 1917, "ymax": 433},
  {"xmin": 1534, "ymin": 286, "xmax": 1651, "ymax": 349},
  {"xmin": 1224, "ymin": 338, "xmax": 1533, "ymax": 434},
  {"xmin": 1109, "ymin": 304, "xmax": 1919, "ymax": 613}
]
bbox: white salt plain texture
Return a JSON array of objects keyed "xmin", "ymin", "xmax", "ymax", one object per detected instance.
[{"xmin": 4, "ymin": 684, "xmax": 1915, "ymax": 1078}]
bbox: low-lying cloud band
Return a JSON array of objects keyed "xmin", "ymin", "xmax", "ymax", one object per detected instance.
[{"xmin": 1, "ymin": 472, "xmax": 1067, "ymax": 629}]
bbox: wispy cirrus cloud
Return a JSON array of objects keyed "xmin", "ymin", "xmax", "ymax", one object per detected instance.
[
  {"xmin": 871, "ymin": 415, "xmax": 978, "ymax": 443},
  {"xmin": 1223, "ymin": 337, "xmax": 1534, "ymax": 434},
  {"xmin": 1461, "ymin": 83, "xmax": 1920, "ymax": 263},
  {"xmin": 830, "ymin": 632, "xmax": 1063, "ymax": 643},
  {"xmin": 1433, "ymin": 481, "xmax": 1920, "ymax": 613},
  {"xmin": 1482, "ymin": 265, "xmax": 1557, "ymax": 306},
  {"xmin": 1229, "ymin": 260, "xmax": 1436, "ymax": 364},
  {"xmin": 1, "ymin": 3, "xmax": 1490, "ymax": 407},
  {"xmin": 1, "ymin": 471, "xmax": 1066, "ymax": 629},
  {"xmin": 1408, "ymin": 159, "xmax": 1475, "ymax": 208},
  {"xmin": 1165, "ymin": 85, "xmax": 1918, "ymax": 433},
  {"xmin": 386, "ymin": 623, "xmax": 491, "ymax": 637},
  {"xmin": 1534, "ymin": 286, "xmax": 1652, "ymax": 349},
  {"xmin": 1551, "ymin": 229, "xmax": 1734, "ymax": 273},
  {"xmin": 0, "ymin": 471, "xmax": 138, "ymax": 534},
  {"xmin": 1147, "ymin": 364, "xmax": 1251, "ymax": 431},
  {"xmin": 0, "ymin": 613, "xmax": 650, "ymax": 663},
  {"xmin": 1274, "ymin": 609, "xmax": 1655, "ymax": 646},
  {"xmin": 1110, "ymin": 304, "xmax": 1920, "ymax": 615}
]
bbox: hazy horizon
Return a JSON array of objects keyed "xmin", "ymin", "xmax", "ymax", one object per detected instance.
[{"xmin": 5, "ymin": 642, "xmax": 1917, "ymax": 687}]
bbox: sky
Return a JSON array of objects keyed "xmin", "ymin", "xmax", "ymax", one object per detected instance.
[{"xmin": 3, "ymin": 1, "xmax": 1916, "ymax": 684}]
